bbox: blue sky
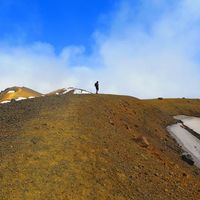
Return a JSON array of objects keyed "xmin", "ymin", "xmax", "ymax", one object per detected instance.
[
  {"xmin": 0, "ymin": 0, "xmax": 200, "ymax": 98},
  {"xmin": 0, "ymin": 0, "xmax": 117, "ymax": 52}
]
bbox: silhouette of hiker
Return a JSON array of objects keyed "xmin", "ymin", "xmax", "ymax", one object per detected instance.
[{"xmin": 94, "ymin": 81, "xmax": 99, "ymax": 94}]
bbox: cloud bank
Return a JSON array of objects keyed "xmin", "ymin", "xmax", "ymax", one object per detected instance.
[{"xmin": 0, "ymin": 0, "xmax": 200, "ymax": 98}]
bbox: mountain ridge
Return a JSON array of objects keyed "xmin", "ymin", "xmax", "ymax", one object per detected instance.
[{"xmin": 0, "ymin": 86, "xmax": 92, "ymax": 103}]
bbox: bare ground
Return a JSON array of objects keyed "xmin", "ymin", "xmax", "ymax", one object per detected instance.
[{"xmin": 0, "ymin": 94, "xmax": 200, "ymax": 200}]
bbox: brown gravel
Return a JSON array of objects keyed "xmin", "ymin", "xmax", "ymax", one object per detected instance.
[{"xmin": 0, "ymin": 94, "xmax": 200, "ymax": 200}]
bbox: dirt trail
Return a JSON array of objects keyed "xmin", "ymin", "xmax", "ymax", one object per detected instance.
[{"xmin": 0, "ymin": 94, "xmax": 200, "ymax": 200}]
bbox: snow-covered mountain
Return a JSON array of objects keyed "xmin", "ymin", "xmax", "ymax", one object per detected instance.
[{"xmin": 46, "ymin": 87, "xmax": 92, "ymax": 96}]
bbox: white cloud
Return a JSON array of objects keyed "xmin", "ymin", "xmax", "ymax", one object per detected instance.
[
  {"xmin": 95, "ymin": 0, "xmax": 200, "ymax": 98},
  {"xmin": 0, "ymin": 43, "xmax": 88, "ymax": 93},
  {"xmin": 0, "ymin": 0, "xmax": 200, "ymax": 98}
]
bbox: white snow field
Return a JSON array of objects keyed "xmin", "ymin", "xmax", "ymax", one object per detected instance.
[{"xmin": 167, "ymin": 115, "xmax": 200, "ymax": 168}]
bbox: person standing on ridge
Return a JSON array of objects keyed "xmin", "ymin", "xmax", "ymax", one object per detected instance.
[{"xmin": 94, "ymin": 81, "xmax": 99, "ymax": 94}]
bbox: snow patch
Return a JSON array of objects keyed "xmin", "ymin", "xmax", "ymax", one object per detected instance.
[
  {"xmin": 175, "ymin": 115, "xmax": 200, "ymax": 135},
  {"xmin": 15, "ymin": 97, "xmax": 27, "ymax": 101},
  {"xmin": 73, "ymin": 89, "xmax": 82, "ymax": 94},
  {"xmin": 62, "ymin": 87, "xmax": 91, "ymax": 95},
  {"xmin": 81, "ymin": 90, "xmax": 91, "ymax": 94},
  {"xmin": 62, "ymin": 87, "xmax": 75, "ymax": 94},
  {"xmin": 73, "ymin": 89, "xmax": 90, "ymax": 94},
  {"xmin": 7, "ymin": 90, "xmax": 15, "ymax": 94},
  {"xmin": 167, "ymin": 115, "xmax": 200, "ymax": 168},
  {"xmin": 1, "ymin": 100, "xmax": 11, "ymax": 104},
  {"xmin": 28, "ymin": 96, "xmax": 35, "ymax": 99}
]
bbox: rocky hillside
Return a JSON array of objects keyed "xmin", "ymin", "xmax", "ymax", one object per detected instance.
[{"xmin": 0, "ymin": 94, "xmax": 200, "ymax": 199}]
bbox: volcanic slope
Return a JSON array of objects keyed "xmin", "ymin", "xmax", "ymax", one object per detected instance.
[
  {"xmin": 0, "ymin": 86, "xmax": 42, "ymax": 103},
  {"xmin": 0, "ymin": 94, "xmax": 200, "ymax": 200}
]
